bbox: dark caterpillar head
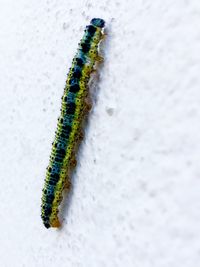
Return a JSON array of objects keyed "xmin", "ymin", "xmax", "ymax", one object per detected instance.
[{"xmin": 90, "ymin": 18, "xmax": 105, "ymax": 28}]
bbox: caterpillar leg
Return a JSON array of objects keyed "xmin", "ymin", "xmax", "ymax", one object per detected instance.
[
  {"xmin": 78, "ymin": 129, "xmax": 84, "ymax": 141},
  {"xmin": 86, "ymin": 102, "xmax": 92, "ymax": 111},
  {"xmin": 85, "ymin": 97, "xmax": 92, "ymax": 111},
  {"xmin": 96, "ymin": 55, "xmax": 104, "ymax": 62},
  {"xmin": 64, "ymin": 179, "xmax": 71, "ymax": 190},
  {"xmin": 70, "ymin": 157, "xmax": 77, "ymax": 168},
  {"xmin": 101, "ymin": 33, "xmax": 107, "ymax": 40}
]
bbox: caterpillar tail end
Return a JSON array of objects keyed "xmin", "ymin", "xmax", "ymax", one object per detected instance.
[
  {"xmin": 43, "ymin": 215, "xmax": 61, "ymax": 229},
  {"xmin": 51, "ymin": 218, "xmax": 61, "ymax": 228}
]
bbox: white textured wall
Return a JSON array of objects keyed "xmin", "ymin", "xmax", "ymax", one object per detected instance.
[{"xmin": 1, "ymin": 0, "xmax": 200, "ymax": 266}]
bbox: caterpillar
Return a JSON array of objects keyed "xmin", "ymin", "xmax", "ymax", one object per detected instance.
[{"xmin": 41, "ymin": 18, "xmax": 105, "ymax": 229}]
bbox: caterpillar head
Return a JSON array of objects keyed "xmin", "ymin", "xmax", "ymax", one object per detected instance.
[{"xmin": 90, "ymin": 18, "xmax": 105, "ymax": 28}]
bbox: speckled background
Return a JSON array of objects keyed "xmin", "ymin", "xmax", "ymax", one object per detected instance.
[{"xmin": 1, "ymin": 0, "xmax": 200, "ymax": 266}]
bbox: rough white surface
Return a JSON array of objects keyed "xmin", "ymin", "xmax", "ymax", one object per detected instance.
[{"xmin": 0, "ymin": 0, "xmax": 200, "ymax": 266}]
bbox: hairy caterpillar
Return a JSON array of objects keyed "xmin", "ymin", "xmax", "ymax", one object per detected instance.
[{"xmin": 41, "ymin": 18, "xmax": 105, "ymax": 228}]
